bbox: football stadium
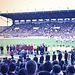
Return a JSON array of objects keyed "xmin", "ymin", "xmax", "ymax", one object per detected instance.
[{"xmin": 0, "ymin": 0, "xmax": 75, "ymax": 75}]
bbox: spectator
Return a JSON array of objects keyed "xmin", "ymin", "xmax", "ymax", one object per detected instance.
[
  {"xmin": 67, "ymin": 65, "xmax": 75, "ymax": 75},
  {"xmin": 43, "ymin": 61, "xmax": 52, "ymax": 72},
  {"xmin": 39, "ymin": 64, "xmax": 44, "ymax": 71},
  {"xmin": 50, "ymin": 64, "xmax": 63, "ymax": 75},
  {"xmin": 18, "ymin": 68, "xmax": 26, "ymax": 75},
  {"xmin": 9, "ymin": 62, "xmax": 17, "ymax": 75},
  {"xmin": 19, "ymin": 63, "xmax": 25, "ymax": 69},
  {"xmin": 38, "ymin": 71, "xmax": 50, "ymax": 75},
  {"xmin": 59, "ymin": 60, "xmax": 66, "ymax": 71},
  {"xmin": 52, "ymin": 60, "xmax": 59, "ymax": 66},
  {"xmin": 26, "ymin": 60, "xmax": 37, "ymax": 75},
  {"xmin": 1, "ymin": 64, "xmax": 9, "ymax": 75}
]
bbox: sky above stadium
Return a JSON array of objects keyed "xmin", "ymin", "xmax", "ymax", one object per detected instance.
[{"xmin": 0, "ymin": 0, "xmax": 75, "ymax": 26}]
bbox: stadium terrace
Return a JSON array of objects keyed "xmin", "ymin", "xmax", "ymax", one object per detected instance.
[{"xmin": 0, "ymin": 10, "xmax": 75, "ymax": 41}]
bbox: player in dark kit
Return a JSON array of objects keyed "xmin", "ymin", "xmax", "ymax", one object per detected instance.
[
  {"xmin": 52, "ymin": 51, "xmax": 56, "ymax": 61},
  {"xmin": 64, "ymin": 50, "xmax": 68, "ymax": 65},
  {"xmin": 40, "ymin": 54, "xmax": 44, "ymax": 64},
  {"xmin": 1, "ymin": 45, "xmax": 4, "ymax": 54},
  {"xmin": 33, "ymin": 54, "xmax": 38, "ymax": 63},
  {"xmin": 6, "ymin": 45, "xmax": 9, "ymax": 54},
  {"xmin": 45, "ymin": 53, "xmax": 50, "ymax": 62},
  {"xmin": 58, "ymin": 51, "xmax": 62, "ymax": 62}
]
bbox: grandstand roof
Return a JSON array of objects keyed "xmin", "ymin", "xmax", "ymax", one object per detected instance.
[{"xmin": 0, "ymin": 10, "xmax": 75, "ymax": 20}]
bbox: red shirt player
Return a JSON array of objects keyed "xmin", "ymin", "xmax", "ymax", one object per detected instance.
[
  {"xmin": 30, "ymin": 45, "xmax": 33, "ymax": 54},
  {"xmin": 6, "ymin": 45, "xmax": 9, "ymax": 54},
  {"xmin": 28, "ymin": 45, "xmax": 30, "ymax": 54},
  {"xmin": 10, "ymin": 50, "xmax": 14, "ymax": 59},
  {"xmin": 25, "ymin": 44, "xmax": 28, "ymax": 51},
  {"xmin": 22, "ymin": 45, "xmax": 24, "ymax": 50}
]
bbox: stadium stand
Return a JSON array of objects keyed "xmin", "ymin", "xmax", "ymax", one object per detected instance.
[
  {"xmin": 0, "ymin": 10, "xmax": 75, "ymax": 40},
  {"xmin": 0, "ymin": 10, "xmax": 75, "ymax": 75},
  {"xmin": 0, "ymin": 22, "xmax": 75, "ymax": 40}
]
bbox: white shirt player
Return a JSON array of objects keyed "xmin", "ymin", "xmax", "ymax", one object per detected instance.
[
  {"xmin": 68, "ymin": 45, "xmax": 71, "ymax": 52},
  {"xmin": 52, "ymin": 45, "xmax": 56, "ymax": 52},
  {"xmin": 58, "ymin": 45, "xmax": 62, "ymax": 51},
  {"xmin": 60, "ymin": 45, "xmax": 63, "ymax": 52},
  {"xmin": 47, "ymin": 45, "xmax": 51, "ymax": 53},
  {"xmin": 56, "ymin": 45, "xmax": 60, "ymax": 51},
  {"xmin": 66, "ymin": 45, "xmax": 71, "ymax": 52},
  {"xmin": 71, "ymin": 46, "xmax": 74, "ymax": 50},
  {"xmin": 62, "ymin": 45, "xmax": 66, "ymax": 52}
]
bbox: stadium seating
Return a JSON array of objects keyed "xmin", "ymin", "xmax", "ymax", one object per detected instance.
[{"xmin": 0, "ymin": 22, "xmax": 75, "ymax": 39}]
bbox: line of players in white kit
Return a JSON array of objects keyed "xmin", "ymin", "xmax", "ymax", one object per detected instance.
[{"xmin": 47, "ymin": 45, "xmax": 74, "ymax": 53}]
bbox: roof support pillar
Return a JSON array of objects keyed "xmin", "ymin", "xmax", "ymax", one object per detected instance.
[
  {"xmin": 70, "ymin": 18, "xmax": 71, "ymax": 22},
  {"xmin": 56, "ymin": 18, "xmax": 58, "ymax": 22},
  {"xmin": 49, "ymin": 19, "xmax": 51, "ymax": 23},
  {"xmin": 19, "ymin": 20, "xmax": 20, "ymax": 23},
  {"xmin": 24, "ymin": 20, "xmax": 26, "ymax": 24},
  {"xmin": 7, "ymin": 18, "xmax": 8, "ymax": 26},
  {"xmin": 13, "ymin": 20, "xmax": 15, "ymax": 25},
  {"xmin": 37, "ymin": 19, "xmax": 39, "ymax": 25},
  {"xmin": 31, "ymin": 19, "xmax": 32, "ymax": 24},
  {"xmin": 63, "ymin": 18, "xmax": 65, "ymax": 23},
  {"xmin": 43, "ymin": 19, "xmax": 45, "ymax": 24}
]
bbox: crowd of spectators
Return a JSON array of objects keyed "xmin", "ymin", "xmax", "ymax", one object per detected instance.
[
  {"xmin": 0, "ymin": 22, "xmax": 75, "ymax": 39},
  {"xmin": 0, "ymin": 51, "xmax": 75, "ymax": 75},
  {"xmin": 0, "ymin": 43, "xmax": 75, "ymax": 75}
]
